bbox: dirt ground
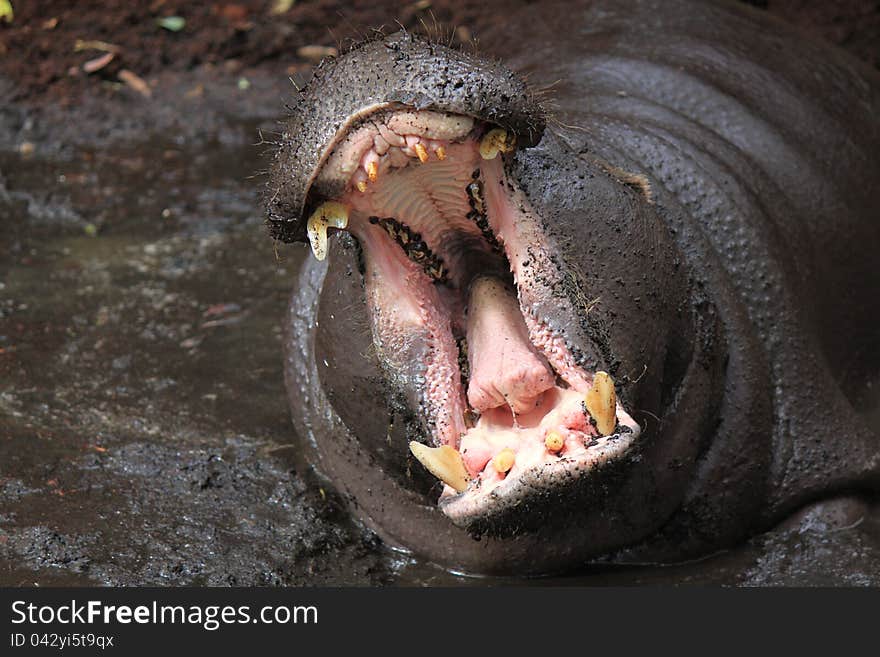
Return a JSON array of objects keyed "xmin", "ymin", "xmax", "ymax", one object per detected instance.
[
  {"xmin": 0, "ymin": 0, "xmax": 533, "ymax": 105},
  {"xmin": 1, "ymin": 1, "xmax": 878, "ymax": 106},
  {"xmin": 1, "ymin": 1, "xmax": 879, "ymax": 586}
]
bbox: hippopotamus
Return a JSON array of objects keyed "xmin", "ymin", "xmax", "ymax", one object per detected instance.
[{"xmin": 265, "ymin": 0, "xmax": 880, "ymax": 575}]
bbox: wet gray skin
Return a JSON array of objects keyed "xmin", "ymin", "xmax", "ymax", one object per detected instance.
[{"xmin": 270, "ymin": 0, "xmax": 880, "ymax": 575}]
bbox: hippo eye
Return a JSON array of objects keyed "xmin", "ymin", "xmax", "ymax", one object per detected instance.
[{"xmin": 297, "ymin": 107, "xmax": 642, "ymax": 524}]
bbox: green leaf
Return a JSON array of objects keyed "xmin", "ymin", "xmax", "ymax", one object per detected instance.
[
  {"xmin": 0, "ymin": 0, "xmax": 14, "ymax": 24},
  {"xmin": 157, "ymin": 16, "xmax": 185, "ymax": 32}
]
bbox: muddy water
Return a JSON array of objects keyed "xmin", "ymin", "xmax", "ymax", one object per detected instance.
[
  {"xmin": 2, "ymin": 122, "xmax": 878, "ymax": 587},
  {"xmin": 0, "ymin": 126, "xmax": 390, "ymax": 585}
]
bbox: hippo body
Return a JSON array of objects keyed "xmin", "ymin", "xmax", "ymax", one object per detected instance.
[{"xmin": 272, "ymin": 0, "xmax": 880, "ymax": 574}]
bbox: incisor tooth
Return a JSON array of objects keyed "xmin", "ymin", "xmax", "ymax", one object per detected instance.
[
  {"xmin": 545, "ymin": 431, "xmax": 564, "ymax": 453},
  {"xmin": 366, "ymin": 161, "xmax": 378, "ymax": 182},
  {"xmin": 306, "ymin": 201, "xmax": 348, "ymax": 261},
  {"xmin": 434, "ymin": 145, "xmax": 446, "ymax": 161},
  {"xmin": 413, "ymin": 142, "xmax": 429, "ymax": 163},
  {"xmin": 356, "ymin": 180, "xmax": 368, "ymax": 193},
  {"xmin": 492, "ymin": 448, "xmax": 516, "ymax": 474},
  {"xmin": 479, "ymin": 128, "xmax": 516, "ymax": 160},
  {"xmin": 585, "ymin": 371, "xmax": 617, "ymax": 436},
  {"xmin": 409, "ymin": 442, "xmax": 470, "ymax": 493}
]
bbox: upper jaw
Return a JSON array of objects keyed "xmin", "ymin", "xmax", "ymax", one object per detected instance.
[
  {"xmin": 265, "ymin": 31, "xmax": 547, "ymax": 245},
  {"xmin": 299, "ymin": 107, "xmax": 642, "ymax": 527}
]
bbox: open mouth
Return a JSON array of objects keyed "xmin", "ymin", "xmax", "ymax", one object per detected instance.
[{"xmin": 300, "ymin": 108, "xmax": 640, "ymax": 526}]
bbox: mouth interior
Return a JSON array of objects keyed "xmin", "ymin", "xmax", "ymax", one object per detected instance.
[{"xmin": 308, "ymin": 109, "xmax": 640, "ymax": 519}]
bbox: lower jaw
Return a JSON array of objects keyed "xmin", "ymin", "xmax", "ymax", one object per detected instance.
[
  {"xmin": 442, "ymin": 385, "xmax": 640, "ymax": 526},
  {"xmin": 442, "ymin": 425, "xmax": 640, "ymax": 529},
  {"xmin": 315, "ymin": 130, "xmax": 641, "ymax": 520}
]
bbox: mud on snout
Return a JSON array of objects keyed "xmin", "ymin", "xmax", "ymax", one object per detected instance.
[{"xmin": 267, "ymin": 32, "xmax": 641, "ymax": 531}]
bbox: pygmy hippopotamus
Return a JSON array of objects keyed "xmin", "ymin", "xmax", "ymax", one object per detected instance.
[{"xmin": 265, "ymin": 0, "xmax": 880, "ymax": 574}]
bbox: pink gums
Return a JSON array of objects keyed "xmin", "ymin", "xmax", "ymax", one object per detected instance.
[{"xmin": 354, "ymin": 223, "xmax": 468, "ymax": 446}]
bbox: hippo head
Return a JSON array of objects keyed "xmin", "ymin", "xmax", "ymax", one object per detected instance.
[{"xmin": 268, "ymin": 32, "xmax": 716, "ymax": 574}]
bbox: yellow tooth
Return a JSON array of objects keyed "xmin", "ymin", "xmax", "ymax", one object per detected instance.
[
  {"xmin": 585, "ymin": 371, "xmax": 617, "ymax": 436},
  {"xmin": 413, "ymin": 142, "xmax": 429, "ymax": 163},
  {"xmin": 356, "ymin": 180, "xmax": 368, "ymax": 193},
  {"xmin": 306, "ymin": 201, "xmax": 349, "ymax": 261},
  {"xmin": 366, "ymin": 161, "xmax": 378, "ymax": 182},
  {"xmin": 409, "ymin": 442, "xmax": 470, "ymax": 493},
  {"xmin": 492, "ymin": 448, "xmax": 516, "ymax": 474},
  {"xmin": 434, "ymin": 145, "xmax": 446, "ymax": 161},
  {"xmin": 479, "ymin": 128, "xmax": 516, "ymax": 160},
  {"xmin": 545, "ymin": 431, "xmax": 564, "ymax": 453}
]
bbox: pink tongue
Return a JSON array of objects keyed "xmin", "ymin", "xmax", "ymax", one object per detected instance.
[{"xmin": 465, "ymin": 276, "xmax": 555, "ymax": 415}]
